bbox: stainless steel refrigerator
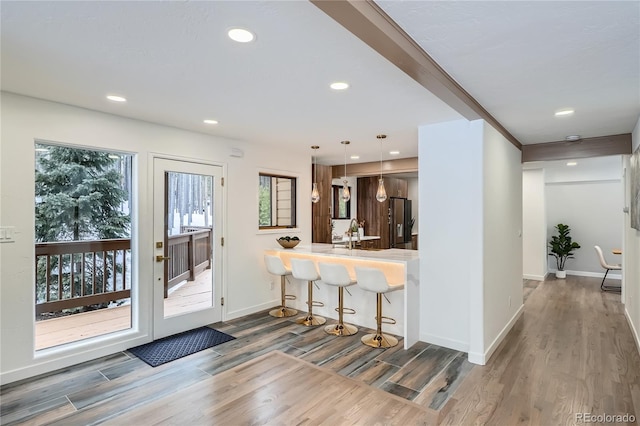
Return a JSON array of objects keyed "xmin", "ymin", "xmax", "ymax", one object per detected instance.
[{"xmin": 389, "ymin": 198, "xmax": 412, "ymax": 249}]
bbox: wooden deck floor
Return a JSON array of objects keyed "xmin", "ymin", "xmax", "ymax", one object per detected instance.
[{"xmin": 35, "ymin": 270, "xmax": 212, "ymax": 350}]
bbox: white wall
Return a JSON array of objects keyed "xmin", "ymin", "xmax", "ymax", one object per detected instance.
[
  {"xmin": 545, "ymin": 157, "xmax": 623, "ymax": 277},
  {"xmin": 522, "ymin": 169, "xmax": 547, "ymax": 280},
  {"xmin": 624, "ymin": 116, "xmax": 640, "ymax": 356},
  {"xmin": 0, "ymin": 93, "xmax": 311, "ymax": 383},
  {"xmin": 418, "ymin": 119, "xmax": 480, "ymax": 353},
  {"xmin": 480, "ymin": 122, "xmax": 523, "ymax": 364},
  {"xmin": 418, "ymin": 119, "xmax": 522, "ymax": 365}
]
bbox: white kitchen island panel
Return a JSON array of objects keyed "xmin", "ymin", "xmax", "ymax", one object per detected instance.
[{"xmin": 264, "ymin": 244, "xmax": 420, "ymax": 349}]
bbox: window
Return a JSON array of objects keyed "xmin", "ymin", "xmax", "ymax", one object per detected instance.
[
  {"xmin": 332, "ymin": 185, "xmax": 351, "ymax": 219},
  {"xmin": 34, "ymin": 143, "xmax": 133, "ymax": 350},
  {"xmin": 259, "ymin": 173, "xmax": 297, "ymax": 228}
]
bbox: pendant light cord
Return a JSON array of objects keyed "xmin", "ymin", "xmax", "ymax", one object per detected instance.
[{"xmin": 380, "ymin": 139, "xmax": 383, "ymax": 178}]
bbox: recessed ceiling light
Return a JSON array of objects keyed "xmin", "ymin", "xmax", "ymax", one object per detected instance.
[
  {"xmin": 330, "ymin": 82, "xmax": 349, "ymax": 90},
  {"xmin": 228, "ymin": 28, "xmax": 255, "ymax": 43},
  {"xmin": 389, "ymin": 150, "xmax": 400, "ymax": 155},
  {"xmin": 554, "ymin": 109, "xmax": 574, "ymax": 117},
  {"xmin": 107, "ymin": 95, "xmax": 127, "ymax": 102},
  {"xmin": 565, "ymin": 135, "xmax": 581, "ymax": 141},
  {"xmin": 350, "ymin": 155, "xmax": 360, "ymax": 160},
  {"xmin": 203, "ymin": 119, "xmax": 219, "ymax": 125},
  {"xmin": 566, "ymin": 161, "xmax": 577, "ymax": 166}
]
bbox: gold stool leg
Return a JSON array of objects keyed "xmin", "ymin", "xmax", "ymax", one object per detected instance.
[
  {"xmin": 270, "ymin": 276, "xmax": 297, "ymax": 317},
  {"xmin": 361, "ymin": 293, "xmax": 398, "ymax": 348},
  {"xmin": 325, "ymin": 287, "xmax": 358, "ymax": 336},
  {"xmin": 296, "ymin": 280, "xmax": 326, "ymax": 326}
]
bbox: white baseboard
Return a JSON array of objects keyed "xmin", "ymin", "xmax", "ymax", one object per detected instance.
[
  {"xmin": 549, "ymin": 269, "xmax": 622, "ymax": 280},
  {"xmin": 225, "ymin": 300, "xmax": 278, "ymax": 321},
  {"xmin": 625, "ymin": 307, "xmax": 640, "ymax": 358},
  {"xmin": 468, "ymin": 304, "xmax": 524, "ymax": 366},
  {"xmin": 523, "ymin": 274, "xmax": 546, "ymax": 281},
  {"xmin": 419, "ymin": 333, "xmax": 469, "ymax": 353}
]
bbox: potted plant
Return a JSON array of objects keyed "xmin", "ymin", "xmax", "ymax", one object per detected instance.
[{"xmin": 548, "ymin": 223, "xmax": 581, "ymax": 278}]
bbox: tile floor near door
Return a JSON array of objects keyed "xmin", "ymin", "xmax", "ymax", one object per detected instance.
[{"xmin": 2, "ymin": 275, "xmax": 639, "ymax": 425}]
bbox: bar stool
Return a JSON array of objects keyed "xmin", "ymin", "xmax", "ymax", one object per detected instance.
[
  {"xmin": 318, "ymin": 262, "xmax": 358, "ymax": 336},
  {"xmin": 355, "ymin": 266, "xmax": 404, "ymax": 348},
  {"xmin": 290, "ymin": 258, "xmax": 326, "ymax": 326},
  {"xmin": 264, "ymin": 255, "xmax": 298, "ymax": 318}
]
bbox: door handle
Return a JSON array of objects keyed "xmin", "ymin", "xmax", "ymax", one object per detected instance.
[{"xmin": 156, "ymin": 255, "xmax": 171, "ymax": 262}]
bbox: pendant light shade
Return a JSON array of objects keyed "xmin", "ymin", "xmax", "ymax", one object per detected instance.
[
  {"xmin": 311, "ymin": 146, "xmax": 320, "ymax": 203},
  {"xmin": 376, "ymin": 135, "xmax": 387, "ymax": 202},
  {"xmin": 376, "ymin": 178, "xmax": 387, "ymax": 202},
  {"xmin": 341, "ymin": 141, "xmax": 351, "ymax": 202}
]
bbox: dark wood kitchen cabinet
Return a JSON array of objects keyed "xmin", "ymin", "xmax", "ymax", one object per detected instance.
[
  {"xmin": 357, "ymin": 176, "xmax": 408, "ymax": 249},
  {"xmin": 311, "ymin": 164, "xmax": 332, "ymax": 243}
]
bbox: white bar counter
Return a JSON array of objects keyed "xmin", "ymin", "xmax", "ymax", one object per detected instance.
[{"xmin": 264, "ymin": 243, "xmax": 420, "ymax": 349}]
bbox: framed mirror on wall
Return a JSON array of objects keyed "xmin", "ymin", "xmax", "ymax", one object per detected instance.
[{"xmin": 332, "ymin": 184, "xmax": 351, "ymax": 219}]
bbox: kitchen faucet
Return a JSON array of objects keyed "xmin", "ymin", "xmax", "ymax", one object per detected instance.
[{"xmin": 347, "ymin": 218, "xmax": 360, "ymax": 250}]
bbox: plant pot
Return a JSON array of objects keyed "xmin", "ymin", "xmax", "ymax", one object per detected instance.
[{"xmin": 555, "ymin": 270, "xmax": 566, "ymax": 279}]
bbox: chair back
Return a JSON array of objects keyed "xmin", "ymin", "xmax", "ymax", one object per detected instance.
[
  {"xmin": 594, "ymin": 245, "xmax": 622, "ymax": 270},
  {"xmin": 594, "ymin": 245, "xmax": 611, "ymax": 269},
  {"xmin": 355, "ymin": 266, "xmax": 390, "ymax": 293},
  {"xmin": 290, "ymin": 258, "xmax": 319, "ymax": 281},
  {"xmin": 264, "ymin": 255, "xmax": 289, "ymax": 276},
  {"xmin": 318, "ymin": 263, "xmax": 354, "ymax": 287}
]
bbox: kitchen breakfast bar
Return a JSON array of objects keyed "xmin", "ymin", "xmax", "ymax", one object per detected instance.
[{"xmin": 264, "ymin": 243, "xmax": 420, "ymax": 349}]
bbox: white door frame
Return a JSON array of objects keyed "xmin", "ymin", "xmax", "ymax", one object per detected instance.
[{"xmin": 152, "ymin": 155, "xmax": 226, "ymax": 339}]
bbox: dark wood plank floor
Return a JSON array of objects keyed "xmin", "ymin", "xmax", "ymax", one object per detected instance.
[
  {"xmin": 2, "ymin": 275, "xmax": 639, "ymax": 425},
  {"xmin": 0, "ymin": 308, "xmax": 467, "ymax": 425}
]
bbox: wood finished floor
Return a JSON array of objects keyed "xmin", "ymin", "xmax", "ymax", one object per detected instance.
[
  {"xmin": 2, "ymin": 275, "xmax": 639, "ymax": 425},
  {"xmin": 439, "ymin": 275, "xmax": 640, "ymax": 425}
]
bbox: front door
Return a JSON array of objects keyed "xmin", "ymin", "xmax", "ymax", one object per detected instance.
[{"xmin": 153, "ymin": 157, "xmax": 223, "ymax": 339}]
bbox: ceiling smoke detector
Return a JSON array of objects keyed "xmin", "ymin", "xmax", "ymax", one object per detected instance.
[{"xmin": 565, "ymin": 135, "xmax": 581, "ymax": 142}]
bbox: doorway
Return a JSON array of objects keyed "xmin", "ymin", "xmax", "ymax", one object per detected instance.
[{"xmin": 153, "ymin": 158, "xmax": 223, "ymax": 339}]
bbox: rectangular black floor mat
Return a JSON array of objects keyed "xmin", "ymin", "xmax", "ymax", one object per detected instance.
[{"xmin": 128, "ymin": 326, "xmax": 235, "ymax": 367}]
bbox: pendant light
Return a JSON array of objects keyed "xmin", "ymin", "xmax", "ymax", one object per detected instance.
[
  {"xmin": 340, "ymin": 141, "xmax": 351, "ymax": 202},
  {"xmin": 310, "ymin": 145, "xmax": 320, "ymax": 203},
  {"xmin": 376, "ymin": 134, "xmax": 388, "ymax": 202}
]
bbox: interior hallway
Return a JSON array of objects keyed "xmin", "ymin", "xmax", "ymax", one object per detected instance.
[{"xmin": 439, "ymin": 276, "xmax": 640, "ymax": 425}]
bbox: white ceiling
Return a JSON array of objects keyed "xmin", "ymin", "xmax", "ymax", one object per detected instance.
[
  {"xmin": 377, "ymin": 1, "xmax": 640, "ymax": 144},
  {"xmin": 2, "ymin": 1, "xmax": 639, "ymax": 166}
]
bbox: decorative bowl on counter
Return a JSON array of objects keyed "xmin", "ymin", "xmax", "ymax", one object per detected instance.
[{"xmin": 277, "ymin": 236, "xmax": 300, "ymax": 249}]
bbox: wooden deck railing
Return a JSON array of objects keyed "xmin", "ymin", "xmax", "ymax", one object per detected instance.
[
  {"xmin": 35, "ymin": 229, "xmax": 213, "ymax": 314},
  {"xmin": 35, "ymin": 239, "xmax": 131, "ymax": 315},
  {"xmin": 167, "ymin": 228, "xmax": 213, "ymax": 291}
]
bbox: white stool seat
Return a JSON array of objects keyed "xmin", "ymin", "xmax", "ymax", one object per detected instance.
[
  {"xmin": 290, "ymin": 258, "xmax": 320, "ymax": 281},
  {"xmin": 264, "ymin": 255, "xmax": 292, "ymax": 276},
  {"xmin": 318, "ymin": 263, "xmax": 356, "ymax": 288},
  {"xmin": 318, "ymin": 263, "xmax": 358, "ymax": 336},
  {"xmin": 290, "ymin": 258, "xmax": 325, "ymax": 326},
  {"xmin": 264, "ymin": 255, "xmax": 297, "ymax": 318},
  {"xmin": 355, "ymin": 266, "xmax": 404, "ymax": 348}
]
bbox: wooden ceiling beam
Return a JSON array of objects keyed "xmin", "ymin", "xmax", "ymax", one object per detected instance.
[{"xmin": 521, "ymin": 134, "xmax": 632, "ymax": 163}]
